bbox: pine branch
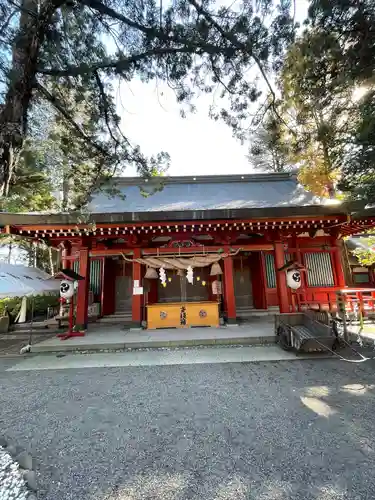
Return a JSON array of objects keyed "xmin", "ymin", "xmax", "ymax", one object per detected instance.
[
  {"xmin": 6, "ymin": 0, "xmax": 38, "ymax": 18},
  {"xmin": 0, "ymin": 9, "xmax": 18, "ymax": 36},
  {"xmin": 38, "ymin": 47, "xmax": 198, "ymax": 76},
  {"xmin": 187, "ymin": 0, "xmax": 294, "ymax": 133},
  {"xmin": 81, "ymin": 0, "xmax": 237, "ymax": 56},
  {"xmin": 94, "ymin": 69, "xmax": 119, "ymax": 147},
  {"xmin": 81, "ymin": 0, "xmax": 157, "ymax": 35},
  {"xmin": 36, "ymin": 82, "xmax": 110, "ymax": 159}
]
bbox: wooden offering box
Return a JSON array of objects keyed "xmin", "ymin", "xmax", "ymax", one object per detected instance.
[{"xmin": 147, "ymin": 301, "xmax": 219, "ymax": 329}]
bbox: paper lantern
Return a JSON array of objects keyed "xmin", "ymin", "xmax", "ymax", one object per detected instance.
[
  {"xmin": 144, "ymin": 267, "xmax": 158, "ymax": 279},
  {"xmin": 286, "ymin": 269, "xmax": 301, "ymax": 290},
  {"xmin": 210, "ymin": 262, "xmax": 223, "ymax": 276},
  {"xmin": 60, "ymin": 280, "xmax": 74, "ymax": 299}
]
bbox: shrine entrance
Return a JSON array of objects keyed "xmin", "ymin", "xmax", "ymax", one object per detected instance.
[
  {"xmin": 233, "ymin": 254, "xmax": 254, "ymax": 314},
  {"xmin": 115, "ymin": 275, "xmax": 132, "ymax": 313},
  {"xmin": 157, "ymin": 267, "xmax": 211, "ymax": 303}
]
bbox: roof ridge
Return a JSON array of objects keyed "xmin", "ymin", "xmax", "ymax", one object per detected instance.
[{"xmin": 112, "ymin": 171, "xmax": 298, "ymax": 185}]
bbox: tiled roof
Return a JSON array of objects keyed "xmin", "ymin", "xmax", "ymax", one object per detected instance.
[{"xmin": 88, "ymin": 172, "xmax": 331, "ymax": 214}]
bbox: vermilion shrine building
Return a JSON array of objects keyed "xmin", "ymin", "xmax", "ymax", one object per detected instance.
[{"xmin": 0, "ymin": 172, "xmax": 372, "ymax": 329}]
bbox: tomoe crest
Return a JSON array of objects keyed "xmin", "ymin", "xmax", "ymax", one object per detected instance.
[
  {"xmin": 286, "ymin": 269, "xmax": 302, "ymax": 290},
  {"xmin": 60, "ymin": 280, "xmax": 75, "ymax": 299}
]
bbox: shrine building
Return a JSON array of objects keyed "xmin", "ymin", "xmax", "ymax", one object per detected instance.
[{"xmin": 0, "ymin": 172, "xmax": 372, "ymax": 330}]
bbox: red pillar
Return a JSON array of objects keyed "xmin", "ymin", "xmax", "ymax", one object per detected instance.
[
  {"xmin": 61, "ymin": 244, "xmax": 71, "ymax": 270},
  {"xmin": 76, "ymin": 247, "xmax": 90, "ymax": 329},
  {"xmin": 223, "ymin": 249, "xmax": 236, "ymax": 323},
  {"xmin": 274, "ymin": 241, "xmax": 289, "ymax": 314},
  {"xmin": 132, "ymin": 248, "xmax": 142, "ymax": 327},
  {"xmin": 332, "ymin": 241, "xmax": 346, "ymax": 289},
  {"xmin": 292, "ymin": 237, "xmax": 306, "ymax": 311}
]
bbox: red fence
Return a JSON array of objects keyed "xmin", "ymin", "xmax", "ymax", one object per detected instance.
[{"xmin": 296, "ymin": 287, "xmax": 375, "ymax": 316}]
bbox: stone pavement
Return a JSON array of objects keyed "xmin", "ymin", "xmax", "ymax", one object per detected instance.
[
  {"xmin": 7, "ymin": 345, "xmax": 333, "ymax": 372},
  {"xmin": 29, "ymin": 320, "xmax": 276, "ymax": 353}
]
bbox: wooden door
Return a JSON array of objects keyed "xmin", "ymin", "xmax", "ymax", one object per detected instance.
[
  {"xmin": 186, "ymin": 267, "xmax": 210, "ymax": 302},
  {"xmin": 115, "ymin": 275, "xmax": 132, "ymax": 313},
  {"xmin": 234, "ymin": 256, "xmax": 254, "ymax": 309},
  {"xmin": 158, "ymin": 270, "xmax": 182, "ymax": 303}
]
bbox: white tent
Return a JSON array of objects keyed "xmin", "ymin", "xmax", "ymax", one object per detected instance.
[{"xmin": 0, "ymin": 263, "xmax": 60, "ymax": 299}]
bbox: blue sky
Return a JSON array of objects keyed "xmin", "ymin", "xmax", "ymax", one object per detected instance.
[{"xmin": 117, "ymin": 0, "xmax": 309, "ymax": 177}]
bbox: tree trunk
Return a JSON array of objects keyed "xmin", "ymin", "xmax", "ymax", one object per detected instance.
[
  {"xmin": 48, "ymin": 246, "xmax": 54, "ymax": 275},
  {"xmin": 33, "ymin": 242, "xmax": 37, "ymax": 268},
  {"xmin": 7, "ymin": 242, "xmax": 12, "ymax": 264},
  {"xmin": 0, "ymin": 0, "xmax": 57, "ymax": 196},
  {"xmin": 27, "ymin": 246, "xmax": 33, "ymax": 267},
  {"xmin": 62, "ymin": 164, "xmax": 73, "ymax": 212}
]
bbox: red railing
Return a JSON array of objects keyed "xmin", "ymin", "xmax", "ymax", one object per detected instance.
[
  {"xmin": 295, "ymin": 287, "xmax": 340, "ymax": 312},
  {"xmin": 296, "ymin": 287, "xmax": 375, "ymax": 316},
  {"xmin": 337, "ymin": 288, "xmax": 375, "ymax": 316}
]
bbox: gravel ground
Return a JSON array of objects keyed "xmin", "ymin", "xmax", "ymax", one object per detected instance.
[
  {"xmin": 0, "ymin": 447, "xmax": 29, "ymax": 500},
  {"xmin": 0, "ymin": 333, "xmax": 56, "ymax": 356},
  {"xmin": 1, "ymin": 358, "xmax": 375, "ymax": 499}
]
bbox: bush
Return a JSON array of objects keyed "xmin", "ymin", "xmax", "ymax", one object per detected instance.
[
  {"xmin": 0, "ymin": 294, "xmax": 59, "ymax": 321},
  {"xmin": 0, "ymin": 298, "xmax": 22, "ymax": 318}
]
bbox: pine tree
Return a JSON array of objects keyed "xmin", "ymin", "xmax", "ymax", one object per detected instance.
[
  {"xmin": 248, "ymin": 111, "xmax": 290, "ymax": 173},
  {"xmin": 279, "ymin": 28, "xmax": 354, "ymax": 196},
  {"xmin": 0, "ymin": 0, "xmax": 296, "ymax": 201}
]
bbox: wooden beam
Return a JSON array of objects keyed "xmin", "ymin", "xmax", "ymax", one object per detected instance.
[
  {"xmin": 9, "ymin": 214, "xmax": 347, "ymax": 232},
  {"xmin": 86, "ymin": 244, "xmax": 274, "ymax": 257},
  {"xmin": 8, "ymin": 214, "xmax": 370, "ymax": 244}
]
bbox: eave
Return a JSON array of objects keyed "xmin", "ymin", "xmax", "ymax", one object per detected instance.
[{"xmin": 0, "ymin": 200, "xmax": 363, "ymax": 226}]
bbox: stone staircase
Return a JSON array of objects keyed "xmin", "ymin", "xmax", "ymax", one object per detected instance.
[
  {"xmin": 97, "ymin": 311, "xmax": 132, "ymax": 325},
  {"xmin": 236, "ymin": 306, "xmax": 278, "ymax": 319}
]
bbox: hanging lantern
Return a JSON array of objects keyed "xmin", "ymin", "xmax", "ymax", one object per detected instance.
[
  {"xmin": 197, "ymin": 276, "xmax": 201, "ymax": 282},
  {"xmin": 168, "ymin": 277, "xmax": 172, "ymax": 282},
  {"xmin": 162, "ymin": 282, "xmax": 167, "ymax": 288},
  {"xmin": 210, "ymin": 262, "xmax": 223, "ymax": 276},
  {"xmin": 60, "ymin": 280, "xmax": 75, "ymax": 300},
  {"xmin": 202, "ymin": 281, "xmax": 206, "ymax": 286},
  {"xmin": 144, "ymin": 267, "xmax": 158, "ymax": 279},
  {"xmin": 286, "ymin": 269, "xmax": 302, "ymax": 290}
]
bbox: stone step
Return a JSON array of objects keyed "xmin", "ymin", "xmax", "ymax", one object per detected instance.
[
  {"xmin": 97, "ymin": 317, "xmax": 132, "ymax": 324},
  {"xmin": 101, "ymin": 314, "xmax": 132, "ymax": 319},
  {"xmin": 30, "ymin": 327, "xmax": 276, "ymax": 353},
  {"xmin": 31, "ymin": 337, "xmax": 277, "ymax": 353},
  {"xmin": 12, "ymin": 345, "xmax": 329, "ymax": 372},
  {"xmin": 238, "ymin": 309, "xmax": 277, "ymax": 317}
]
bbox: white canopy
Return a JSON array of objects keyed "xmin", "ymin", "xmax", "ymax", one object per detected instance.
[{"xmin": 0, "ymin": 263, "xmax": 60, "ymax": 299}]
